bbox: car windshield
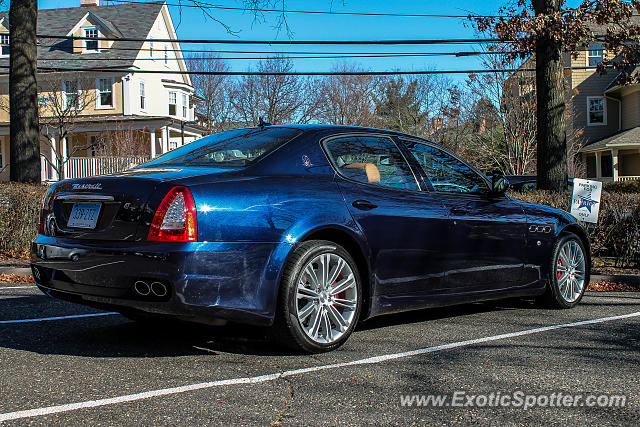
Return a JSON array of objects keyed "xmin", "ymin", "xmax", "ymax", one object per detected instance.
[{"xmin": 142, "ymin": 127, "xmax": 302, "ymax": 168}]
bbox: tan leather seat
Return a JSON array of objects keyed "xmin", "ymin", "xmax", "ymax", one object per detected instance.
[{"xmin": 344, "ymin": 163, "xmax": 381, "ymax": 184}]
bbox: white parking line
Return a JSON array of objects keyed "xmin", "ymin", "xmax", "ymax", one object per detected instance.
[
  {"xmin": 0, "ymin": 286, "xmax": 35, "ymax": 290},
  {"xmin": 0, "ymin": 312, "xmax": 118, "ymax": 324},
  {"xmin": 0, "ymin": 310, "xmax": 638, "ymax": 422}
]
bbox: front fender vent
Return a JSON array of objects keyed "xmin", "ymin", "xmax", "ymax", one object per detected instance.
[{"xmin": 528, "ymin": 224, "xmax": 553, "ymax": 234}]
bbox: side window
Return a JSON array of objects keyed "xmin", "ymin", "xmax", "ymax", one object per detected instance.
[
  {"xmin": 401, "ymin": 140, "xmax": 488, "ymax": 194},
  {"xmin": 325, "ymin": 136, "xmax": 418, "ymax": 191}
]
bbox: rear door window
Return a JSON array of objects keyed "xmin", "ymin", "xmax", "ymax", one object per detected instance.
[{"xmin": 324, "ymin": 135, "xmax": 419, "ymax": 191}]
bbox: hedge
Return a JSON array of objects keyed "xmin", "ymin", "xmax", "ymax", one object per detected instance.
[
  {"xmin": 512, "ymin": 190, "xmax": 640, "ymax": 267},
  {"xmin": 0, "ymin": 183, "xmax": 48, "ymax": 258}
]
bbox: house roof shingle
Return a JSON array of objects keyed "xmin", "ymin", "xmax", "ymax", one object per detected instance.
[
  {"xmin": 0, "ymin": 2, "xmax": 164, "ymax": 71},
  {"xmin": 580, "ymin": 126, "xmax": 640, "ymax": 152}
]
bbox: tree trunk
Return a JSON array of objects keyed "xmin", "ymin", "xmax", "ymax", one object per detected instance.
[
  {"xmin": 533, "ymin": 0, "xmax": 568, "ymax": 192},
  {"xmin": 9, "ymin": 0, "xmax": 39, "ymax": 183}
]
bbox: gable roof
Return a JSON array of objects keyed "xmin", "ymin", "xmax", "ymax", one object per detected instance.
[
  {"xmin": 580, "ymin": 126, "xmax": 640, "ymax": 152},
  {"xmin": 0, "ymin": 2, "xmax": 165, "ymax": 71},
  {"xmin": 66, "ymin": 11, "xmax": 124, "ymax": 38}
]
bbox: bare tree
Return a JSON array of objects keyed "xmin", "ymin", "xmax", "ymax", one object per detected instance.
[
  {"xmin": 186, "ymin": 53, "xmax": 236, "ymax": 133},
  {"xmin": 38, "ymin": 74, "xmax": 97, "ymax": 180},
  {"xmin": 94, "ymin": 122, "xmax": 150, "ymax": 158},
  {"xmin": 231, "ymin": 57, "xmax": 315, "ymax": 125},
  {"xmin": 465, "ymin": 51, "xmax": 538, "ymax": 176},
  {"xmin": 313, "ymin": 63, "xmax": 380, "ymax": 127}
]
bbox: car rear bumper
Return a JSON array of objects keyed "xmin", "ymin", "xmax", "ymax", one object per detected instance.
[{"xmin": 31, "ymin": 236, "xmax": 291, "ymax": 326}]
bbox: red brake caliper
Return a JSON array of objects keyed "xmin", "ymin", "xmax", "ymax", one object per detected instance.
[{"xmin": 557, "ymin": 258, "xmax": 563, "ymax": 280}]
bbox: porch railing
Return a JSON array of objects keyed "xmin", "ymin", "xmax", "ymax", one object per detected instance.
[
  {"xmin": 41, "ymin": 155, "xmax": 151, "ymax": 182},
  {"xmin": 618, "ymin": 176, "xmax": 640, "ymax": 182}
]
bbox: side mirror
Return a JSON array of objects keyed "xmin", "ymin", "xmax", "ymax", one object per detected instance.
[{"xmin": 491, "ymin": 174, "xmax": 509, "ymax": 194}]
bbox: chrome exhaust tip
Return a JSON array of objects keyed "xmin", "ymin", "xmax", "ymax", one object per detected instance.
[
  {"xmin": 134, "ymin": 280, "xmax": 151, "ymax": 296},
  {"xmin": 150, "ymin": 282, "xmax": 168, "ymax": 297}
]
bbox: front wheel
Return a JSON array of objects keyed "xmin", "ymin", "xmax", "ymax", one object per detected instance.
[
  {"xmin": 274, "ymin": 240, "xmax": 362, "ymax": 353},
  {"xmin": 541, "ymin": 233, "xmax": 589, "ymax": 308}
]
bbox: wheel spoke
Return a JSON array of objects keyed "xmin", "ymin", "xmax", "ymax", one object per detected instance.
[
  {"xmin": 329, "ymin": 274, "xmax": 355, "ymax": 295},
  {"xmin": 569, "ymin": 243, "xmax": 577, "ymax": 265},
  {"xmin": 298, "ymin": 302, "xmax": 316, "ymax": 322},
  {"xmin": 327, "ymin": 258, "xmax": 345, "ymax": 287},
  {"xmin": 333, "ymin": 297, "xmax": 357, "ymax": 310},
  {"xmin": 326, "ymin": 304, "xmax": 349, "ymax": 331},
  {"xmin": 305, "ymin": 265, "xmax": 319, "ymax": 290},
  {"xmin": 572, "ymin": 278, "xmax": 581, "ymax": 297},
  {"xmin": 322, "ymin": 309, "xmax": 333, "ymax": 342},
  {"xmin": 297, "ymin": 284, "xmax": 320, "ymax": 300},
  {"xmin": 560, "ymin": 246, "xmax": 570, "ymax": 266},
  {"xmin": 321, "ymin": 254, "xmax": 332, "ymax": 289},
  {"xmin": 308, "ymin": 306, "xmax": 323, "ymax": 339}
]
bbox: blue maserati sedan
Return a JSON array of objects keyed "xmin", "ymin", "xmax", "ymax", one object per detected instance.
[{"xmin": 31, "ymin": 125, "xmax": 590, "ymax": 352}]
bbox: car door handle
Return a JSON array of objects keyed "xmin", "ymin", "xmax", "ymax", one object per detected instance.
[
  {"xmin": 352, "ymin": 200, "xmax": 378, "ymax": 211},
  {"xmin": 450, "ymin": 208, "xmax": 468, "ymax": 216}
]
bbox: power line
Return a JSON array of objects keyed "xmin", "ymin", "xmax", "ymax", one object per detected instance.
[
  {"xmin": 38, "ymin": 34, "xmax": 507, "ymax": 45},
  {"xmin": 36, "ymin": 52, "xmax": 512, "ymax": 61},
  {"xmin": 1, "ymin": 65, "xmax": 600, "ymax": 76},
  {"xmin": 38, "ymin": 44, "xmax": 508, "ymax": 56},
  {"xmin": 104, "ymin": 0, "xmax": 498, "ymax": 19}
]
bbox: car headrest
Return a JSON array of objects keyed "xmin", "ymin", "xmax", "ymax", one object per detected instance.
[{"xmin": 344, "ymin": 163, "xmax": 381, "ymax": 184}]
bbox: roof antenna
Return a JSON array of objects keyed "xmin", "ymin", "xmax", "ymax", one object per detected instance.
[{"xmin": 257, "ymin": 117, "xmax": 271, "ymax": 129}]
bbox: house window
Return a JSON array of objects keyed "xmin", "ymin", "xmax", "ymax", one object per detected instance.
[
  {"xmin": 63, "ymin": 80, "xmax": 80, "ymax": 110},
  {"xmin": 168, "ymin": 91, "xmax": 177, "ymax": 115},
  {"xmin": 140, "ymin": 81, "xmax": 146, "ymax": 110},
  {"xmin": 0, "ymin": 34, "xmax": 9, "ymax": 56},
  {"xmin": 83, "ymin": 27, "xmax": 99, "ymax": 52},
  {"xmin": 587, "ymin": 97, "xmax": 606, "ymax": 125},
  {"xmin": 149, "ymin": 41, "xmax": 153, "ymax": 58},
  {"xmin": 164, "ymin": 45, "xmax": 168, "ymax": 64},
  {"xmin": 97, "ymin": 78, "xmax": 113, "ymax": 108},
  {"xmin": 587, "ymin": 44, "xmax": 604, "ymax": 66},
  {"xmin": 182, "ymin": 93, "xmax": 187, "ymax": 117}
]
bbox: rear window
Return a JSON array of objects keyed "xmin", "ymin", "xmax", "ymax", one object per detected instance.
[{"xmin": 142, "ymin": 127, "xmax": 302, "ymax": 168}]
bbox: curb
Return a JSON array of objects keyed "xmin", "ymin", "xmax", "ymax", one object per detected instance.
[
  {"xmin": 0, "ymin": 266, "xmax": 31, "ymax": 276},
  {"xmin": 591, "ymin": 274, "xmax": 640, "ymax": 286}
]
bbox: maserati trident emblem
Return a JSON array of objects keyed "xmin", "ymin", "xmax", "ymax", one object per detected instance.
[{"xmin": 72, "ymin": 183, "xmax": 102, "ymax": 190}]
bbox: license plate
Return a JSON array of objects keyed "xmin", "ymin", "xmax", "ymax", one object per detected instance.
[{"xmin": 67, "ymin": 202, "xmax": 101, "ymax": 229}]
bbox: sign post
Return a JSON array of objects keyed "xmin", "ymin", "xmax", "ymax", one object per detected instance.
[{"xmin": 570, "ymin": 178, "xmax": 602, "ymax": 223}]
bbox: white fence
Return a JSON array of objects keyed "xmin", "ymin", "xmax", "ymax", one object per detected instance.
[
  {"xmin": 41, "ymin": 155, "xmax": 151, "ymax": 182},
  {"xmin": 619, "ymin": 176, "xmax": 640, "ymax": 182}
]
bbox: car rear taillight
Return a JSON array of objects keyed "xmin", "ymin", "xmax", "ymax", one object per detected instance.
[
  {"xmin": 147, "ymin": 186, "xmax": 197, "ymax": 242},
  {"xmin": 38, "ymin": 192, "xmax": 48, "ymax": 235}
]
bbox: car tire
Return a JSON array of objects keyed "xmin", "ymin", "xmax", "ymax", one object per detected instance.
[
  {"xmin": 274, "ymin": 240, "xmax": 362, "ymax": 353},
  {"xmin": 540, "ymin": 233, "xmax": 589, "ymax": 309}
]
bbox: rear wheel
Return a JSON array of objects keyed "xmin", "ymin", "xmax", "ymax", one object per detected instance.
[
  {"xmin": 541, "ymin": 233, "xmax": 588, "ymax": 308},
  {"xmin": 274, "ymin": 240, "xmax": 362, "ymax": 353}
]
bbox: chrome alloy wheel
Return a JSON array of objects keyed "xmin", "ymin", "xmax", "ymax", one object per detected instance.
[
  {"xmin": 296, "ymin": 253, "xmax": 358, "ymax": 344},
  {"xmin": 555, "ymin": 240, "xmax": 586, "ymax": 303}
]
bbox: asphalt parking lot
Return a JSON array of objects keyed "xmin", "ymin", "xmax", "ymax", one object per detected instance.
[{"xmin": 0, "ymin": 284, "xmax": 638, "ymax": 426}]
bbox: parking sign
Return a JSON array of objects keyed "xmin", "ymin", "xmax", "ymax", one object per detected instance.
[{"xmin": 570, "ymin": 178, "xmax": 602, "ymax": 223}]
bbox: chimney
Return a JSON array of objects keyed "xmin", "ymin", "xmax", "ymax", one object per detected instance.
[{"xmin": 81, "ymin": 0, "xmax": 99, "ymax": 6}]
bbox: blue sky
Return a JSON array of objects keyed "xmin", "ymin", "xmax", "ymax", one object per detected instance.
[{"xmin": 35, "ymin": 0, "xmax": 577, "ymax": 81}]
